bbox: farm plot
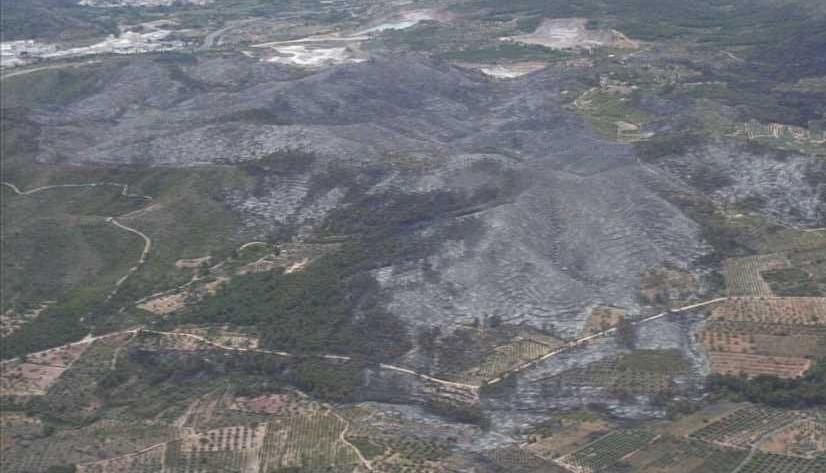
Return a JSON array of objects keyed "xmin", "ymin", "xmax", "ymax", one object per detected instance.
[
  {"xmin": 434, "ymin": 326, "xmax": 561, "ymax": 384},
  {"xmin": 689, "ymin": 406, "xmax": 802, "ymax": 448},
  {"xmin": 699, "ymin": 311, "xmax": 826, "ymax": 378},
  {"xmin": 367, "ymin": 436, "xmax": 453, "ymax": 473},
  {"xmin": 231, "ymin": 394, "xmax": 293, "ymax": 415},
  {"xmin": 162, "ymin": 424, "xmax": 266, "ymax": 473},
  {"xmin": 78, "ymin": 444, "xmax": 166, "ymax": 473},
  {"xmin": 710, "ymin": 298, "xmax": 826, "ymax": 326},
  {"xmin": 179, "ymin": 424, "xmax": 266, "ymax": 453},
  {"xmin": 482, "ymin": 446, "xmax": 567, "ymax": 473},
  {"xmin": 699, "ymin": 321, "xmax": 826, "ymax": 358},
  {"xmin": 707, "ymin": 352, "xmax": 812, "ymax": 379},
  {"xmin": 0, "ymin": 341, "xmax": 90, "ymax": 396},
  {"xmin": 540, "ymin": 350, "xmax": 690, "ymax": 395},
  {"xmin": 525, "ymin": 416, "xmax": 614, "ymax": 460},
  {"xmin": 581, "ymin": 306, "xmax": 627, "ymax": 336},
  {"xmin": 623, "ymin": 436, "xmax": 747, "ymax": 473},
  {"xmin": 558, "ymin": 429, "xmax": 657, "ymax": 473},
  {"xmin": 759, "ymin": 419, "xmax": 826, "ymax": 458},
  {"xmin": 661, "ymin": 402, "xmax": 747, "ymax": 438},
  {"xmin": 724, "ymin": 255, "xmax": 790, "ymax": 296},
  {"xmin": 259, "ymin": 404, "xmax": 361, "ymax": 472},
  {"xmin": 164, "ymin": 442, "xmax": 254, "ymax": 473},
  {"xmin": 467, "ymin": 337, "xmax": 562, "ymax": 382},
  {"xmin": 0, "ymin": 303, "xmax": 53, "ymax": 338},
  {"xmin": 32, "ymin": 334, "xmax": 133, "ymax": 423},
  {"xmin": 738, "ymin": 452, "xmax": 826, "ymax": 473},
  {"xmin": 0, "ymin": 413, "xmax": 41, "ymax": 452}
]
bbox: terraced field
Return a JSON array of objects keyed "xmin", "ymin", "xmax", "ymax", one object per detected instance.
[
  {"xmin": 689, "ymin": 406, "xmax": 801, "ymax": 448},
  {"xmin": 738, "ymin": 452, "xmax": 826, "ymax": 473},
  {"xmin": 260, "ymin": 405, "xmax": 361, "ymax": 472},
  {"xmin": 623, "ymin": 436, "xmax": 747, "ymax": 473},
  {"xmin": 558, "ymin": 429, "xmax": 657, "ymax": 473},
  {"xmin": 759, "ymin": 419, "xmax": 826, "ymax": 458},
  {"xmin": 724, "ymin": 255, "xmax": 789, "ymax": 297},
  {"xmin": 539, "ymin": 350, "xmax": 691, "ymax": 395},
  {"xmin": 710, "ymin": 298, "xmax": 826, "ymax": 326},
  {"xmin": 700, "ymin": 297, "xmax": 826, "ymax": 377}
]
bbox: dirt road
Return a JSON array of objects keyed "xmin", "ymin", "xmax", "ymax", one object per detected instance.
[
  {"xmin": 0, "ymin": 60, "xmax": 100, "ymax": 80},
  {"xmin": 484, "ymin": 297, "xmax": 728, "ymax": 385}
]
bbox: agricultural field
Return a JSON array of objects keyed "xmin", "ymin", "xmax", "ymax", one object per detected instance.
[
  {"xmin": 481, "ymin": 446, "xmax": 567, "ymax": 473},
  {"xmin": 759, "ymin": 419, "xmax": 826, "ymax": 458},
  {"xmin": 700, "ymin": 296, "xmax": 826, "ymax": 378},
  {"xmin": 738, "ymin": 452, "xmax": 826, "ymax": 473},
  {"xmin": 707, "ymin": 352, "xmax": 812, "ymax": 379},
  {"xmin": 3, "ymin": 0, "xmax": 826, "ymax": 471},
  {"xmin": 638, "ymin": 265, "xmax": 700, "ymax": 308},
  {"xmin": 737, "ymin": 120, "xmax": 826, "ymax": 157},
  {"xmin": 710, "ymin": 298, "xmax": 826, "ymax": 326},
  {"xmin": 689, "ymin": 406, "xmax": 803, "ymax": 449},
  {"xmin": 524, "ymin": 411, "xmax": 615, "ymax": 460},
  {"xmin": 723, "ymin": 255, "xmax": 790, "ymax": 297},
  {"xmin": 433, "ymin": 325, "xmax": 564, "ymax": 384},
  {"xmin": 572, "ymin": 82, "xmax": 650, "ymax": 141},
  {"xmin": 622, "ymin": 436, "xmax": 747, "ymax": 473},
  {"xmin": 0, "ymin": 341, "xmax": 90, "ymax": 396},
  {"xmin": 581, "ymin": 306, "xmax": 627, "ymax": 336},
  {"xmin": 259, "ymin": 401, "xmax": 361, "ymax": 471},
  {"xmin": 540, "ymin": 350, "xmax": 692, "ymax": 395},
  {"xmin": 557, "ymin": 429, "xmax": 657, "ymax": 473}
]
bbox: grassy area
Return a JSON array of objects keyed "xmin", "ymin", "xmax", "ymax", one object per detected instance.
[
  {"xmin": 576, "ymin": 89, "xmax": 649, "ymax": 140},
  {"xmin": 1, "ymin": 187, "xmax": 145, "ymax": 312}
]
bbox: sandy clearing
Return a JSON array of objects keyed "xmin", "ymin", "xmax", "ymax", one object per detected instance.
[
  {"xmin": 284, "ymin": 258, "xmax": 309, "ymax": 274},
  {"xmin": 476, "ymin": 62, "xmax": 549, "ymax": 79},
  {"xmin": 506, "ymin": 18, "xmax": 638, "ymax": 50},
  {"xmin": 138, "ymin": 293, "xmax": 188, "ymax": 315},
  {"xmin": 265, "ymin": 45, "xmax": 366, "ymax": 67},
  {"xmin": 175, "ymin": 256, "xmax": 212, "ymax": 269}
]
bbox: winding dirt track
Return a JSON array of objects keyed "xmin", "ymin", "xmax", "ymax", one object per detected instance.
[
  {"xmin": 3, "ymin": 180, "xmax": 155, "ymax": 301},
  {"xmin": 2, "ymin": 181, "xmax": 151, "ymax": 200},
  {"xmin": 2, "ymin": 181, "xmax": 731, "ymax": 391},
  {"xmin": 105, "ymin": 217, "xmax": 153, "ymax": 300}
]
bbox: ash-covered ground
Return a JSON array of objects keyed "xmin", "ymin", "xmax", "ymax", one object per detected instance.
[
  {"xmin": 27, "ymin": 54, "xmax": 716, "ymax": 330},
  {"xmin": 16, "ymin": 53, "xmax": 824, "ymax": 431}
]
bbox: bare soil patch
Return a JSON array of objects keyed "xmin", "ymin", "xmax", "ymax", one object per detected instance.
[{"xmin": 506, "ymin": 18, "xmax": 638, "ymax": 51}]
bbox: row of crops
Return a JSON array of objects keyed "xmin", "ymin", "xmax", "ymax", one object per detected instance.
[
  {"xmin": 558, "ymin": 429, "xmax": 656, "ymax": 472},
  {"xmin": 690, "ymin": 406, "xmax": 800, "ymax": 447},
  {"xmin": 739, "ymin": 452, "xmax": 826, "ymax": 473},
  {"xmin": 259, "ymin": 407, "xmax": 360, "ymax": 471}
]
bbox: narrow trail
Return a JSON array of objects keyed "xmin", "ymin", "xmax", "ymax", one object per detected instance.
[
  {"xmin": 105, "ymin": 217, "xmax": 153, "ymax": 300},
  {"xmin": 3, "ymin": 180, "xmax": 154, "ymax": 301},
  {"xmin": 330, "ymin": 410, "xmax": 374, "ymax": 471},
  {"xmin": 3, "ymin": 179, "xmax": 155, "ymax": 338},
  {"xmin": 2, "ymin": 181, "xmax": 152, "ymax": 200}
]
